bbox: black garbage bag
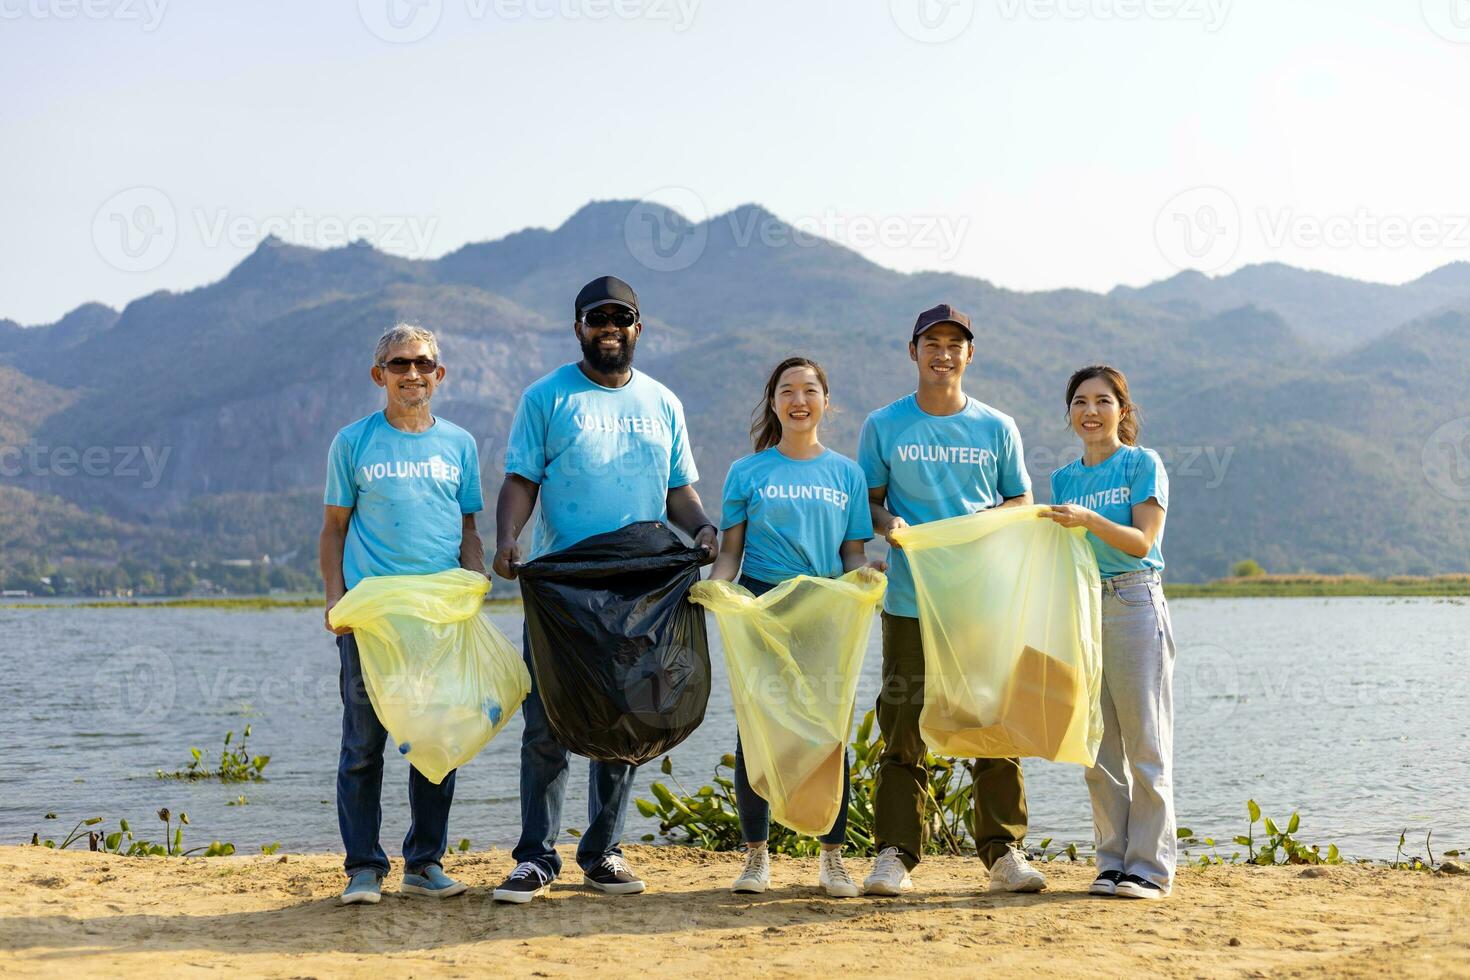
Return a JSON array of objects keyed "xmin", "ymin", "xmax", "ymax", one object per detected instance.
[{"xmin": 516, "ymin": 521, "xmax": 711, "ymax": 766}]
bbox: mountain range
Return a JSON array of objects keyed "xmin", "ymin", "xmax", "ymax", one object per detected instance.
[{"xmin": 4, "ymin": 199, "xmax": 1470, "ymax": 589}]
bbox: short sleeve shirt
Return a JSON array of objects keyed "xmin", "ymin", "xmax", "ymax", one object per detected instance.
[{"xmin": 324, "ymin": 412, "xmax": 483, "ymax": 589}]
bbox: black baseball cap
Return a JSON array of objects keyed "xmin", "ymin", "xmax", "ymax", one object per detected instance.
[
  {"xmin": 575, "ymin": 276, "xmax": 639, "ymax": 317},
  {"xmin": 911, "ymin": 303, "xmax": 973, "ymax": 341}
]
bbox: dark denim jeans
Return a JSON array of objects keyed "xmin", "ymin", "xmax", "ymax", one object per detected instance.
[
  {"xmin": 731, "ymin": 575, "xmax": 853, "ymax": 846},
  {"xmin": 511, "ymin": 626, "xmax": 636, "ymax": 878},
  {"xmin": 336, "ymin": 633, "xmax": 455, "ymax": 878}
]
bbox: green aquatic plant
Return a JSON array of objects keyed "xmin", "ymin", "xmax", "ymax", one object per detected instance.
[
  {"xmin": 1234, "ymin": 799, "xmax": 1343, "ymax": 866},
  {"xmin": 30, "ymin": 813, "xmax": 103, "ymax": 850},
  {"xmin": 157, "ymin": 725, "xmax": 270, "ymax": 782},
  {"xmin": 32, "ymin": 810, "xmax": 235, "ymax": 857},
  {"xmin": 636, "ymin": 710, "xmax": 1001, "ymax": 858}
]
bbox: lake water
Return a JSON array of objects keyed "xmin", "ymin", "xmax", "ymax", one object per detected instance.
[{"xmin": 3, "ymin": 598, "xmax": 1466, "ymax": 862}]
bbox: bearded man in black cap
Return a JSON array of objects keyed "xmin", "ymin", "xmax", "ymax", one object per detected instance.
[{"xmin": 490, "ymin": 275, "xmax": 717, "ymax": 903}]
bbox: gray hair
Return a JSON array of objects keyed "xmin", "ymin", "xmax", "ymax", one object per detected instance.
[{"xmin": 374, "ymin": 322, "xmax": 440, "ymax": 366}]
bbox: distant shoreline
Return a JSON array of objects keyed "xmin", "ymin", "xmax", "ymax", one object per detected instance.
[
  {"xmin": 5, "ymin": 575, "xmax": 1470, "ymax": 608},
  {"xmin": 1165, "ymin": 575, "xmax": 1470, "ymax": 599}
]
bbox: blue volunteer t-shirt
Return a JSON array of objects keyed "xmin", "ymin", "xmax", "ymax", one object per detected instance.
[
  {"xmin": 505, "ymin": 363, "xmax": 698, "ymax": 558},
  {"xmin": 721, "ymin": 447, "xmax": 873, "ymax": 584},
  {"xmin": 1050, "ymin": 444, "xmax": 1168, "ymax": 579},
  {"xmin": 858, "ymin": 393, "xmax": 1031, "ymax": 617},
  {"xmin": 324, "ymin": 412, "xmax": 484, "ymax": 590}
]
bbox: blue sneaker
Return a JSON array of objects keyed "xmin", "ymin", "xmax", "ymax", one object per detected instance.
[
  {"xmin": 340, "ymin": 870, "xmax": 382, "ymax": 905},
  {"xmin": 401, "ymin": 865, "xmax": 468, "ymax": 899}
]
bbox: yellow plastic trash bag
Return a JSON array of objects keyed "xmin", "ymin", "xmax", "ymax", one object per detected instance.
[
  {"xmin": 328, "ymin": 568, "xmax": 531, "ymax": 784},
  {"xmin": 689, "ymin": 569, "xmax": 885, "ymax": 836},
  {"xmin": 890, "ymin": 506, "xmax": 1102, "ymax": 766}
]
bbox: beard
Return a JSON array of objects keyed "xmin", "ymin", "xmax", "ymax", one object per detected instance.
[{"xmin": 580, "ymin": 333, "xmax": 636, "ymax": 373}]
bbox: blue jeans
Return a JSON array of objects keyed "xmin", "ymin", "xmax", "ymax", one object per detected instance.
[
  {"xmin": 731, "ymin": 575, "xmax": 853, "ymax": 846},
  {"xmin": 336, "ymin": 633, "xmax": 455, "ymax": 878},
  {"xmin": 512, "ymin": 626, "xmax": 636, "ymax": 878}
]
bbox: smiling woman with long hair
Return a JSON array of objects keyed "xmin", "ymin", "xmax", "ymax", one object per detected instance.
[
  {"xmin": 708, "ymin": 356, "xmax": 883, "ymax": 898},
  {"xmin": 1043, "ymin": 365, "xmax": 1176, "ymax": 901}
]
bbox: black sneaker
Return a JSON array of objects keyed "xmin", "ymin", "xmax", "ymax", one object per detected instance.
[
  {"xmin": 492, "ymin": 861, "xmax": 554, "ymax": 904},
  {"xmin": 1089, "ymin": 869, "xmax": 1125, "ymax": 897},
  {"xmin": 582, "ymin": 854, "xmax": 646, "ymax": 895},
  {"xmin": 1114, "ymin": 873, "xmax": 1169, "ymax": 900}
]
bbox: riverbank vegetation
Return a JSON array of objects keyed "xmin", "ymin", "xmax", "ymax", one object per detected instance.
[{"xmin": 637, "ymin": 710, "xmax": 1464, "ymax": 871}]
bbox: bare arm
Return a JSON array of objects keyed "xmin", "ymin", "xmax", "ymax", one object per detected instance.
[
  {"xmin": 319, "ymin": 505, "xmax": 353, "ymax": 635},
  {"xmin": 995, "ymin": 490, "xmax": 1034, "ymax": 510},
  {"xmin": 867, "ymin": 485, "xmax": 909, "ymax": 548},
  {"xmin": 666, "ymin": 483, "xmax": 718, "ymax": 564},
  {"xmin": 1045, "ymin": 499, "xmax": 1165, "ymax": 558},
  {"xmin": 840, "ymin": 539, "xmax": 885, "ymax": 573},
  {"xmin": 493, "ymin": 473, "xmax": 539, "ymax": 579},
  {"xmin": 459, "ymin": 513, "xmax": 485, "ymax": 575},
  {"xmin": 709, "ymin": 521, "xmax": 745, "ymax": 582}
]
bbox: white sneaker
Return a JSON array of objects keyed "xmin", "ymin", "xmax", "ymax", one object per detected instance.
[
  {"xmin": 731, "ymin": 845, "xmax": 770, "ymax": 894},
  {"xmin": 1114, "ymin": 873, "xmax": 1169, "ymax": 900},
  {"xmin": 819, "ymin": 849, "xmax": 860, "ymax": 898},
  {"xmin": 862, "ymin": 846, "xmax": 913, "ymax": 896},
  {"xmin": 987, "ymin": 848, "xmax": 1046, "ymax": 893}
]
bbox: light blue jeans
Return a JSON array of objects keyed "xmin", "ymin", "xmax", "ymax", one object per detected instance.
[{"xmin": 1087, "ymin": 569, "xmax": 1177, "ymax": 888}]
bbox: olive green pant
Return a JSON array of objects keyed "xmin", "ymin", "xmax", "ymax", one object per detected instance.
[{"xmin": 873, "ymin": 612, "xmax": 1028, "ymax": 870}]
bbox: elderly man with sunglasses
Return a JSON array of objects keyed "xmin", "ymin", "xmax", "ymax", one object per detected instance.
[
  {"xmin": 320, "ymin": 322, "xmax": 486, "ymax": 906},
  {"xmin": 490, "ymin": 275, "xmax": 717, "ymax": 903}
]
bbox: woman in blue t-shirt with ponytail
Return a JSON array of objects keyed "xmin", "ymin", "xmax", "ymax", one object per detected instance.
[
  {"xmin": 1044, "ymin": 365, "xmax": 1177, "ymax": 900},
  {"xmin": 708, "ymin": 356, "xmax": 883, "ymax": 899}
]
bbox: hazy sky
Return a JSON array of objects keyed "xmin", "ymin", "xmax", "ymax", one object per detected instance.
[{"xmin": 3, "ymin": 0, "xmax": 1467, "ymax": 324}]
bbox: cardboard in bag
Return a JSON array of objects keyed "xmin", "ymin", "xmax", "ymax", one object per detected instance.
[
  {"xmin": 759, "ymin": 743, "xmax": 845, "ymax": 836},
  {"xmin": 924, "ymin": 646, "xmax": 1081, "ymax": 759}
]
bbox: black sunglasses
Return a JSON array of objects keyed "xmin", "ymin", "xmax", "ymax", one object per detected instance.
[
  {"xmin": 581, "ymin": 309, "xmax": 638, "ymax": 329},
  {"xmin": 379, "ymin": 356, "xmax": 439, "ymax": 375}
]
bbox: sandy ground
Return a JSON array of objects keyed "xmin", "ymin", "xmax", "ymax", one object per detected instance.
[{"xmin": 2, "ymin": 844, "xmax": 1468, "ymax": 978}]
